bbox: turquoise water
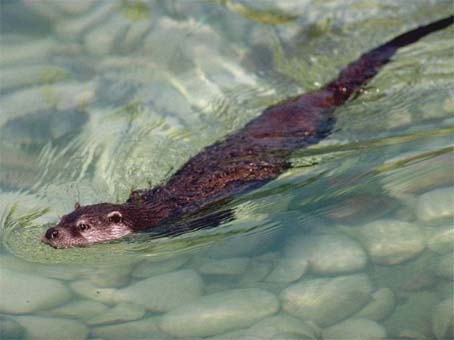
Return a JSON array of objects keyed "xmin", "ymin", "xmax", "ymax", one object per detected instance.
[{"xmin": 0, "ymin": 1, "xmax": 453, "ymax": 339}]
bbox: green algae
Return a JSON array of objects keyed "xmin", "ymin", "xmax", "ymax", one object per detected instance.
[{"xmin": 118, "ymin": 0, "xmax": 150, "ymax": 22}]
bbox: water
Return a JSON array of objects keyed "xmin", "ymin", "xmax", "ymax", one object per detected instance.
[{"xmin": 0, "ymin": 0, "xmax": 453, "ymax": 339}]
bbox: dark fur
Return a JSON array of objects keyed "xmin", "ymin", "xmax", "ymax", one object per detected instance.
[{"xmin": 42, "ymin": 16, "xmax": 453, "ymax": 248}]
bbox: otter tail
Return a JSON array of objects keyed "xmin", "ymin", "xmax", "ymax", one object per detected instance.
[{"xmin": 325, "ymin": 15, "xmax": 453, "ymax": 105}]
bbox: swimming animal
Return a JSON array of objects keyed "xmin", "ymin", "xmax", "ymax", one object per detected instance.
[{"xmin": 42, "ymin": 16, "xmax": 453, "ymax": 248}]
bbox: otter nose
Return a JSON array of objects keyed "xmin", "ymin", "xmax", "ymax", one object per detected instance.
[{"xmin": 45, "ymin": 228, "xmax": 59, "ymax": 240}]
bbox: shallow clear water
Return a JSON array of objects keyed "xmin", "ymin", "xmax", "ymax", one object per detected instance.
[{"xmin": 0, "ymin": 1, "xmax": 453, "ymax": 339}]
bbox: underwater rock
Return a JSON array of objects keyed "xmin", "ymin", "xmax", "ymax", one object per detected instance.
[
  {"xmin": 83, "ymin": 14, "xmax": 130, "ymax": 55},
  {"xmin": 382, "ymin": 153, "xmax": 453, "ymax": 200},
  {"xmin": 0, "ymin": 255, "xmax": 82, "ymax": 281},
  {"xmin": 54, "ymin": 2, "xmax": 116, "ymax": 39},
  {"xmin": 322, "ymin": 318, "xmax": 387, "ymax": 339},
  {"xmin": 0, "ymin": 82, "xmax": 95, "ymax": 128},
  {"xmin": 43, "ymin": 300, "xmax": 108, "ymax": 320},
  {"xmin": 240, "ymin": 258, "xmax": 274, "ymax": 286},
  {"xmin": 432, "ymin": 297, "xmax": 454, "ymax": 339},
  {"xmin": 159, "ymin": 288, "xmax": 279, "ymax": 337},
  {"xmin": 85, "ymin": 265, "xmax": 132, "ymax": 288},
  {"xmin": 114, "ymin": 269, "xmax": 204, "ymax": 312},
  {"xmin": 22, "ymin": 0, "xmax": 62, "ymax": 21},
  {"xmin": 265, "ymin": 258, "xmax": 308, "ymax": 284},
  {"xmin": 91, "ymin": 317, "xmax": 168, "ymax": 339},
  {"xmin": 0, "ymin": 316, "xmax": 25, "ymax": 339},
  {"xmin": 356, "ymin": 219, "xmax": 425, "ymax": 265},
  {"xmin": 0, "ymin": 38, "xmax": 57, "ymax": 66},
  {"xmin": 428, "ymin": 225, "xmax": 454, "ymax": 254},
  {"xmin": 443, "ymin": 95, "xmax": 454, "ymax": 114},
  {"xmin": 205, "ymin": 282, "xmax": 234, "ymax": 294},
  {"xmin": 283, "ymin": 233, "xmax": 367, "ymax": 275},
  {"xmin": 0, "ymin": 64, "xmax": 69, "ymax": 92},
  {"xmin": 280, "ymin": 274, "xmax": 373, "ymax": 327},
  {"xmin": 120, "ymin": 20, "xmax": 153, "ymax": 52},
  {"xmin": 246, "ymin": 314, "xmax": 321, "ymax": 339},
  {"xmin": 86, "ymin": 303, "xmax": 146, "ymax": 326},
  {"xmin": 354, "ymin": 288, "xmax": 396, "ymax": 321},
  {"xmin": 14, "ymin": 316, "xmax": 88, "ymax": 340},
  {"xmin": 323, "ymin": 194, "xmax": 396, "ymax": 225},
  {"xmin": 416, "ymin": 187, "xmax": 454, "ymax": 222},
  {"xmin": 201, "ymin": 217, "xmax": 277, "ymax": 258},
  {"xmin": 131, "ymin": 255, "xmax": 190, "ymax": 278},
  {"xmin": 435, "ymin": 253, "xmax": 454, "ymax": 280},
  {"xmin": 193, "ymin": 256, "xmax": 250, "ymax": 276},
  {"xmin": 436, "ymin": 281, "xmax": 454, "ymax": 301},
  {"xmin": 0, "ymin": 268, "xmax": 71, "ymax": 314},
  {"xmin": 70, "ymin": 280, "xmax": 118, "ymax": 305},
  {"xmin": 209, "ymin": 329, "xmax": 253, "ymax": 340},
  {"xmin": 53, "ymin": 0, "xmax": 95, "ymax": 16},
  {"xmin": 384, "ymin": 291, "xmax": 439, "ymax": 338},
  {"xmin": 400, "ymin": 270, "xmax": 438, "ymax": 292},
  {"xmin": 142, "ymin": 17, "xmax": 221, "ymax": 70}
]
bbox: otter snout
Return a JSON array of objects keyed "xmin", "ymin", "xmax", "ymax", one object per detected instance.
[
  {"xmin": 41, "ymin": 226, "xmax": 61, "ymax": 248},
  {"xmin": 45, "ymin": 227, "xmax": 59, "ymax": 240},
  {"xmin": 41, "ymin": 226, "xmax": 88, "ymax": 248}
]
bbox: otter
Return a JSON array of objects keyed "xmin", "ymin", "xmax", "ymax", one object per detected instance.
[{"xmin": 42, "ymin": 16, "xmax": 453, "ymax": 248}]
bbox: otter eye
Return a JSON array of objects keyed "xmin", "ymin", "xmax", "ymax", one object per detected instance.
[
  {"xmin": 78, "ymin": 223, "xmax": 90, "ymax": 231},
  {"xmin": 108, "ymin": 211, "xmax": 122, "ymax": 224}
]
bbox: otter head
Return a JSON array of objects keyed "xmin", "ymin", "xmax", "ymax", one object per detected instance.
[{"xmin": 41, "ymin": 203, "xmax": 133, "ymax": 249}]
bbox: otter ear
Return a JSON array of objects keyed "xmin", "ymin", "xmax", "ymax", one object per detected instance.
[
  {"xmin": 74, "ymin": 202, "xmax": 81, "ymax": 210},
  {"xmin": 107, "ymin": 211, "xmax": 122, "ymax": 224}
]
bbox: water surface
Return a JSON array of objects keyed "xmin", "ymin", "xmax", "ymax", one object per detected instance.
[{"xmin": 0, "ymin": 1, "xmax": 453, "ymax": 339}]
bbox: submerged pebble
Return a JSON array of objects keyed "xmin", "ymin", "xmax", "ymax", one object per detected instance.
[
  {"xmin": 131, "ymin": 255, "xmax": 189, "ymax": 278},
  {"xmin": 193, "ymin": 256, "xmax": 250, "ymax": 276},
  {"xmin": 354, "ymin": 288, "xmax": 396, "ymax": 321},
  {"xmin": 0, "ymin": 64, "xmax": 69, "ymax": 92},
  {"xmin": 0, "ymin": 316, "xmax": 25, "ymax": 339},
  {"xmin": 85, "ymin": 265, "xmax": 132, "ymax": 288},
  {"xmin": 284, "ymin": 233, "xmax": 367, "ymax": 275},
  {"xmin": 0, "ymin": 255, "xmax": 81, "ymax": 281},
  {"xmin": 0, "ymin": 82, "xmax": 95, "ymax": 128},
  {"xmin": 355, "ymin": 219, "xmax": 425, "ymax": 265},
  {"xmin": 0, "ymin": 38, "xmax": 57, "ymax": 66},
  {"xmin": 53, "ymin": 0, "xmax": 95, "ymax": 15},
  {"xmin": 159, "ymin": 288, "xmax": 279, "ymax": 337},
  {"xmin": 14, "ymin": 316, "xmax": 88, "ymax": 340},
  {"xmin": 384, "ymin": 291, "xmax": 439, "ymax": 338},
  {"xmin": 114, "ymin": 269, "xmax": 204, "ymax": 312},
  {"xmin": 43, "ymin": 300, "xmax": 108, "ymax": 320},
  {"xmin": 54, "ymin": 2, "xmax": 116, "ymax": 39},
  {"xmin": 92, "ymin": 317, "xmax": 168, "ymax": 339},
  {"xmin": 120, "ymin": 20, "xmax": 153, "ymax": 52},
  {"xmin": 201, "ymin": 216, "xmax": 277, "ymax": 258},
  {"xmin": 432, "ymin": 297, "xmax": 454, "ymax": 339},
  {"xmin": 435, "ymin": 253, "xmax": 454, "ymax": 280},
  {"xmin": 240, "ymin": 258, "xmax": 274, "ymax": 286},
  {"xmin": 83, "ymin": 14, "xmax": 130, "ymax": 55},
  {"xmin": 428, "ymin": 225, "xmax": 454, "ymax": 254},
  {"xmin": 416, "ymin": 187, "xmax": 454, "ymax": 222},
  {"xmin": 323, "ymin": 194, "xmax": 396, "ymax": 225},
  {"xmin": 246, "ymin": 314, "xmax": 320, "ymax": 339},
  {"xmin": 0, "ymin": 268, "xmax": 71, "ymax": 314},
  {"xmin": 280, "ymin": 274, "xmax": 373, "ymax": 327},
  {"xmin": 322, "ymin": 318, "xmax": 387, "ymax": 339},
  {"xmin": 70, "ymin": 280, "xmax": 118, "ymax": 305},
  {"xmin": 265, "ymin": 258, "xmax": 308, "ymax": 284},
  {"xmin": 86, "ymin": 303, "xmax": 145, "ymax": 326}
]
